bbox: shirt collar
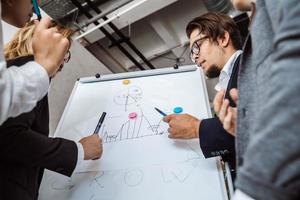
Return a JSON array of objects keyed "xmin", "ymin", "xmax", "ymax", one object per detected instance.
[
  {"xmin": 221, "ymin": 50, "xmax": 243, "ymax": 77},
  {"xmin": 214, "ymin": 50, "xmax": 243, "ymax": 91}
]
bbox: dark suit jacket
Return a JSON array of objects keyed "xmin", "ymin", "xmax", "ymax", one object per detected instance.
[
  {"xmin": 199, "ymin": 55, "xmax": 241, "ymax": 171},
  {"xmin": 0, "ymin": 56, "xmax": 78, "ymax": 200}
]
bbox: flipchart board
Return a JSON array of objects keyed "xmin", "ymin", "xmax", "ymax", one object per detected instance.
[{"xmin": 39, "ymin": 65, "xmax": 231, "ymax": 200}]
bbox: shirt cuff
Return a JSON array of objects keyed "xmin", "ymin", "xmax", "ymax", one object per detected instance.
[
  {"xmin": 232, "ymin": 190, "xmax": 255, "ymax": 200},
  {"xmin": 72, "ymin": 142, "xmax": 85, "ymax": 174}
]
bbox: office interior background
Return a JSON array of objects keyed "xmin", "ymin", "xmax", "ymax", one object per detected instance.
[{"xmin": 2, "ymin": 0, "xmax": 248, "ymax": 135}]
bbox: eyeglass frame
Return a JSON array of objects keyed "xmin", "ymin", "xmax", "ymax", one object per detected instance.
[
  {"xmin": 64, "ymin": 50, "xmax": 71, "ymax": 63},
  {"xmin": 190, "ymin": 36, "xmax": 209, "ymax": 63}
]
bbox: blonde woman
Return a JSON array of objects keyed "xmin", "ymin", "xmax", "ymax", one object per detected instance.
[
  {"xmin": 0, "ymin": 0, "xmax": 69, "ymax": 125},
  {"xmin": 0, "ymin": 22, "xmax": 103, "ymax": 200},
  {"xmin": 4, "ymin": 20, "xmax": 73, "ymax": 72}
]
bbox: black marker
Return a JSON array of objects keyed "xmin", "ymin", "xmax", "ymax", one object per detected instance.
[
  {"xmin": 94, "ymin": 112, "xmax": 106, "ymax": 134},
  {"xmin": 154, "ymin": 107, "xmax": 167, "ymax": 117}
]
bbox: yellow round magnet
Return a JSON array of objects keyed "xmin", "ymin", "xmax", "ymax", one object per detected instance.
[{"xmin": 122, "ymin": 79, "xmax": 131, "ymax": 85}]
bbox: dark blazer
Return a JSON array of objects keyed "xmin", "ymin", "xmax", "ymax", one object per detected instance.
[
  {"xmin": 0, "ymin": 56, "xmax": 78, "ymax": 200},
  {"xmin": 199, "ymin": 54, "xmax": 241, "ymax": 171}
]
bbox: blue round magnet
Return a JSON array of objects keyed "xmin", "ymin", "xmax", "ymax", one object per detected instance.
[{"xmin": 173, "ymin": 107, "xmax": 183, "ymax": 114}]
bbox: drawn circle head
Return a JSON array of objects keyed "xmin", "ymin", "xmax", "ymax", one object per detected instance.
[{"xmin": 114, "ymin": 86, "xmax": 143, "ymax": 105}]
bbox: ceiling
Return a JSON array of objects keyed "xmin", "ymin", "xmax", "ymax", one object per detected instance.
[
  {"xmin": 40, "ymin": 0, "xmax": 236, "ymax": 73},
  {"xmin": 40, "ymin": 0, "xmax": 111, "ymax": 20}
]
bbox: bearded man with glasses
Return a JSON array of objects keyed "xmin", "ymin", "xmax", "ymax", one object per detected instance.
[{"xmin": 163, "ymin": 12, "xmax": 242, "ymax": 178}]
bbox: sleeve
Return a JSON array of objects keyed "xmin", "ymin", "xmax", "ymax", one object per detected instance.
[
  {"xmin": 0, "ymin": 126, "xmax": 78, "ymax": 177},
  {"xmin": 0, "ymin": 60, "xmax": 49, "ymax": 125},
  {"xmin": 235, "ymin": 1, "xmax": 300, "ymax": 199},
  {"xmin": 199, "ymin": 117, "xmax": 235, "ymax": 159}
]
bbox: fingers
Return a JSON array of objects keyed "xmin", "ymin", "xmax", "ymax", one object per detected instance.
[
  {"xmin": 223, "ymin": 108, "xmax": 236, "ymax": 136},
  {"xmin": 34, "ymin": 16, "xmax": 53, "ymax": 33},
  {"xmin": 218, "ymin": 99, "xmax": 229, "ymax": 123},
  {"xmin": 167, "ymin": 127, "xmax": 174, "ymax": 133},
  {"xmin": 163, "ymin": 114, "xmax": 176, "ymax": 123},
  {"xmin": 97, "ymin": 137, "xmax": 103, "ymax": 159},
  {"xmin": 164, "ymin": 114, "xmax": 200, "ymax": 139},
  {"xmin": 92, "ymin": 135, "xmax": 103, "ymax": 160},
  {"xmin": 167, "ymin": 127, "xmax": 179, "ymax": 138},
  {"xmin": 168, "ymin": 132, "xmax": 182, "ymax": 139},
  {"xmin": 168, "ymin": 134, "xmax": 178, "ymax": 139},
  {"xmin": 166, "ymin": 116, "xmax": 179, "ymax": 138},
  {"xmin": 230, "ymin": 88, "xmax": 239, "ymax": 104},
  {"xmin": 53, "ymin": 32, "xmax": 69, "ymax": 48},
  {"xmin": 232, "ymin": 107, "xmax": 238, "ymax": 122},
  {"xmin": 49, "ymin": 26, "xmax": 59, "ymax": 34},
  {"xmin": 213, "ymin": 90, "xmax": 225, "ymax": 114},
  {"xmin": 32, "ymin": 16, "xmax": 71, "ymax": 77},
  {"xmin": 90, "ymin": 133, "xmax": 99, "ymax": 139},
  {"xmin": 223, "ymin": 109, "xmax": 232, "ymax": 131},
  {"xmin": 33, "ymin": 19, "xmax": 39, "ymax": 27},
  {"xmin": 80, "ymin": 134, "xmax": 103, "ymax": 160},
  {"xmin": 167, "ymin": 124, "xmax": 183, "ymax": 139},
  {"xmin": 167, "ymin": 127, "xmax": 176, "ymax": 138},
  {"xmin": 168, "ymin": 133, "xmax": 191, "ymax": 139},
  {"xmin": 93, "ymin": 134, "xmax": 102, "ymax": 146}
]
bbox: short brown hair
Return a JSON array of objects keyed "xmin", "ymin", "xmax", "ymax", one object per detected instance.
[{"xmin": 186, "ymin": 12, "xmax": 242, "ymax": 50}]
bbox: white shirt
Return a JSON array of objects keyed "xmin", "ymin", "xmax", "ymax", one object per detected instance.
[
  {"xmin": 74, "ymin": 142, "xmax": 84, "ymax": 172},
  {"xmin": 0, "ymin": 4, "xmax": 84, "ymax": 174},
  {"xmin": 215, "ymin": 50, "xmax": 243, "ymax": 91}
]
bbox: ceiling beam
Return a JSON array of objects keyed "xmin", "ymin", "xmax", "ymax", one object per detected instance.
[{"xmin": 148, "ymin": 13, "xmax": 184, "ymax": 58}]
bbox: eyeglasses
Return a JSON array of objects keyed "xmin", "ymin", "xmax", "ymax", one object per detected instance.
[
  {"xmin": 190, "ymin": 36, "xmax": 209, "ymax": 63},
  {"xmin": 64, "ymin": 50, "xmax": 71, "ymax": 63}
]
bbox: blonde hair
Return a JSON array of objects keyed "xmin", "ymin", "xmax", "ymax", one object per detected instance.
[{"xmin": 4, "ymin": 21, "xmax": 73, "ymax": 60}]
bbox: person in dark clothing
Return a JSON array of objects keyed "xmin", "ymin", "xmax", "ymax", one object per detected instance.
[
  {"xmin": 163, "ymin": 12, "xmax": 243, "ymax": 177},
  {"xmin": 0, "ymin": 55, "xmax": 62, "ymax": 200},
  {"xmin": 0, "ymin": 21, "xmax": 103, "ymax": 200}
]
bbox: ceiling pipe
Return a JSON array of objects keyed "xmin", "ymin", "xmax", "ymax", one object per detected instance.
[
  {"xmin": 70, "ymin": 0, "xmax": 146, "ymax": 71},
  {"xmin": 74, "ymin": 0, "xmax": 145, "ymax": 39},
  {"xmin": 62, "ymin": 0, "xmax": 111, "ymax": 19},
  {"xmin": 77, "ymin": 0, "xmax": 134, "ymax": 30},
  {"xmin": 40, "ymin": 0, "xmax": 111, "ymax": 22},
  {"xmin": 83, "ymin": 0, "xmax": 156, "ymax": 70}
]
